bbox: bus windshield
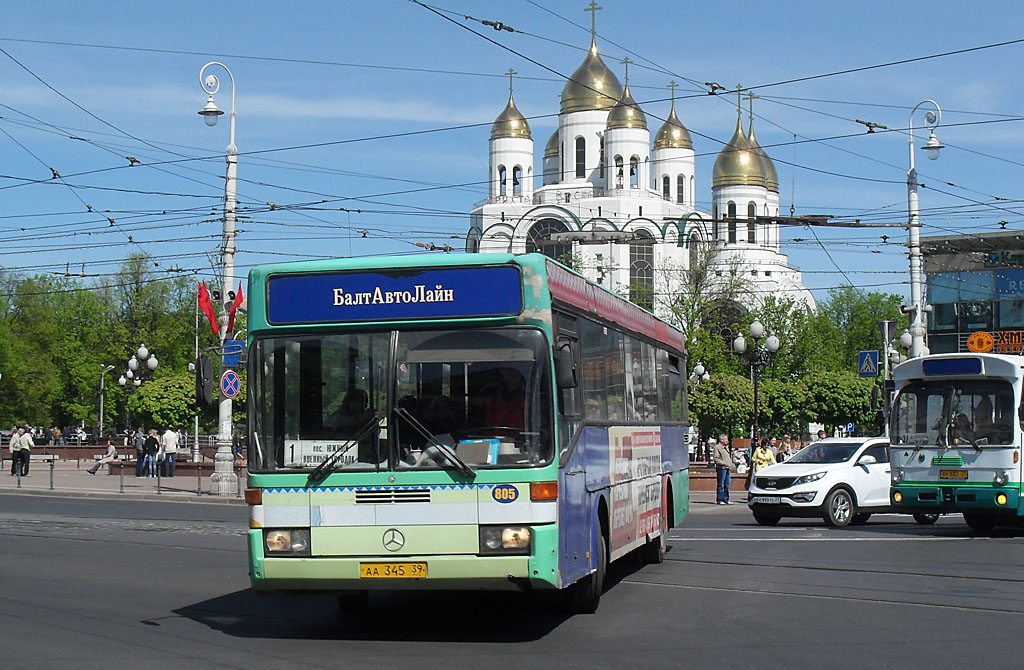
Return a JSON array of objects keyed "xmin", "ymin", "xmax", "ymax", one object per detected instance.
[
  {"xmin": 250, "ymin": 327, "xmax": 553, "ymax": 472},
  {"xmin": 891, "ymin": 380, "xmax": 1015, "ymax": 448}
]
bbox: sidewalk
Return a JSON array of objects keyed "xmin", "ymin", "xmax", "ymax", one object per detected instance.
[{"xmin": 0, "ymin": 459, "xmax": 246, "ymax": 504}]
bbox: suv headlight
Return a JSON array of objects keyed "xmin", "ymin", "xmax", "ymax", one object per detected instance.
[
  {"xmin": 892, "ymin": 468, "xmax": 905, "ymax": 484},
  {"xmin": 793, "ymin": 472, "xmax": 826, "ymax": 486}
]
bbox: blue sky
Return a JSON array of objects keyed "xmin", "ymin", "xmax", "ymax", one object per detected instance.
[{"xmin": 2, "ymin": 1, "xmax": 1022, "ymax": 304}]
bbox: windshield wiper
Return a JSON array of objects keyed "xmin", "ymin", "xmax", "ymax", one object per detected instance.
[
  {"xmin": 307, "ymin": 413, "xmax": 384, "ymax": 485},
  {"xmin": 394, "ymin": 406, "xmax": 475, "ymax": 478}
]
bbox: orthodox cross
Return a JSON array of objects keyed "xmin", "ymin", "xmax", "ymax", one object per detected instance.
[
  {"xmin": 585, "ymin": 2, "xmax": 602, "ymax": 36},
  {"xmin": 667, "ymin": 80, "xmax": 678, "ymax": 103},
  {"xmin": 620, "ymin": 56, "xmax": 632, "ymax": 86},
  {"xmin": 505, "ymin": 68, "xmax": 517, "ymax": 96}
]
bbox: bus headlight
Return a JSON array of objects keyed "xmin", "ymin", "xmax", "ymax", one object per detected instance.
[
  {"xmin": 479, "ymin": 526, "xmax": 531, "ymax": 555},
  {"xmin": 264, "ymin": 529, "xmax": 311, "ymax": 556},
  {"xmin": 892, "ymin": 468, "xmax": 905, "ymax": 484},
  {"xmin": 994, "ymin": 471, "xmax": 1009, "ymax": 486}
]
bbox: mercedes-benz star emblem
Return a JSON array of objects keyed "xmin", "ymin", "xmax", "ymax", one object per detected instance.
[{"xmin": 382, "ymin": 528, "xmax": 405, "ymax": 552}]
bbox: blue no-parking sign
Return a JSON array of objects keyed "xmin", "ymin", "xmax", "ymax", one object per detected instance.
[{"xmin": 220, "ymin": 369, "xmax": 241, "ymax": 399}]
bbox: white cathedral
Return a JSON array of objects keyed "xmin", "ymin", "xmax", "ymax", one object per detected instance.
[{"xmin": 466, "ymin": 30, "xmax": 814, "ymax": 319}]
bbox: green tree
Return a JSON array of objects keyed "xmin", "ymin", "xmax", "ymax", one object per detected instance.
[
  {"xmin": 797, "ymin": 369, "xmax": 877, "ymax": 435},
  {"xmin": 689, "ymin": 373, "xmax": 753, "ymax": 440}
]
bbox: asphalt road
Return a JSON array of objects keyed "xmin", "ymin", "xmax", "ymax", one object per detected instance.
[{"xmin": 1, "ymin": 495, "xmax": 1022, "ymax": 669}]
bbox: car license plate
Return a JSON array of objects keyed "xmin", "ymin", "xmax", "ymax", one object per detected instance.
[
  {"xmin": 360, "ymin": 562, "xmax": 427, "ymax": 579},
  {"xmin": 750, "ymin": 496, "xmax": 782, "ymax": 504},
  {"xmin": 939, "ymin": 469, "xmax": 968, "ymax": 480}
]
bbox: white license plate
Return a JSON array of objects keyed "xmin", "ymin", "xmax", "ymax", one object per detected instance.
[{"xmin": 750, "ymin": 496, "xmax": 782, "ymax": 504}]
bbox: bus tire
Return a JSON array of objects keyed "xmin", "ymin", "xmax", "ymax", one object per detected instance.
[
  {"xmin": 565, "ymin": 526, "xmax": 606, "ymax": 614},
  {"xmin": 913, "ymin": 513, "xmax": 939, "ymax": 525},
  {"xmin": 641, "ymin": 496, "xmax": 667, "ymax": 564},
  {"xmin": 963, "ymin": 512, "xmax": 996, "ymax": 532}
]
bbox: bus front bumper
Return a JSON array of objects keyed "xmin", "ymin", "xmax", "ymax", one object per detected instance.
[{"xmin": 891, "ymin": 485, "xmax": 1021, "ymax": 513}]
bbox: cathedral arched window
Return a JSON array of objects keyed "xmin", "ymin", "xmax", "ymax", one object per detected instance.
[
  {"xmin": 513, "ymin": 166, "xmax": 523, "ymax": 196},
  {"xmin": 599, "ymin": 138, "xmax": 605, "ymax": 179},
  {"xmin": 498, "ymin": 165, "xmax": 506, "ymax": 196},
  {"xmin": 677, "ymin": 175, "xmax": 685, "ymax": 204},
  {"xmin": 629, "ymin": 229, "xmax": 655, "ymax": 311},
  {"xmin": 615, "ymin": 155, "xmax": 624, "ymax": 188},
  {"xmin": 747, "ymin": 202, "xmax": 756, "ymax": 243},
  {"xmin": 575, "ymin": 137, "xmax": 586, "ymax": 178},
  {"xmin": 662, "ymin": 176, "xmax": 670, "ymax": 200},
  {"xmin": 527, "ymin": 218, "xmax": 571, "ymax": 262},
  {"xmin": 629, "ymin": 156, "xmax": 639, "ymax": 188},
  {"xmin": 689, "ymin": 176, "xmax": 695, "ymax": 205},
  {"xmin": 712, "ymin": 204, "xmax": 719, "ymax": 241},
  {"xmin": 727, "ymin": 201, "xmax": 737, "ymax": 244},
  {"xmin": 688, "ymin": 232, "xmax": 701, "ymax": 268}
]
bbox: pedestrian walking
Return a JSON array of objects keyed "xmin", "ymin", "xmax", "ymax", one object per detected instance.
[
  {"xmin": 133, "ymin": 427, "xmax": 146, "ymax": 477},
  {"xmin": 160, "ymin": 427, "xmax": 179, "ymax": 477},
  {"xmin": 9, "ymin": 426, "xmax": 20, "ymax": 475},
  {"xmin": 750, "ymin": 438, "xmax": 776, "ymax": 489},
  {"xmin": 12, "ymin": 427, "xmax": 33, "ymax": 476},
  {"xmin": 87, "ymin": 440, "xmax": 118, "ymax": 475},
  {"xmin": 713, "ymin": 433, "xmax": 732, "ymax": 505},
  {"xmin": 143, "ymin": 429, "xmax": 159, "ymax": 478}
]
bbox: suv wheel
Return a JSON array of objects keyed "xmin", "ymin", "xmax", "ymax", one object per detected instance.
[
  {"xmin": 752, "ymin": 510, "xmax": 781, "ymax": 526},
  {"xmin": 822, "ymin": 488, "xmax": 854, "ymax": 527}
]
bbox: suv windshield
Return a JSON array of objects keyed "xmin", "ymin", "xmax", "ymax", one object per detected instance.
[
  {"xmin": 249, "ymin": 327, "xmax": 553, "ymax": 473},
  {"xmin": 787, "ymin": 442, "xmax": 863, "ymax": 464},
  {"xmin": 892, "ymin": 379, "xmax": 1015, "ymax": 447}
]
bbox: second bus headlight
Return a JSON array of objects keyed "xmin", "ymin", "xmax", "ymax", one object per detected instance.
[
  {"xmin": 264, "ymin": 529, "xmax": 311, "ymax": 556},
  {"xmin": 479, "ymin": 526, "xmax": 531, "ymax": 555}
]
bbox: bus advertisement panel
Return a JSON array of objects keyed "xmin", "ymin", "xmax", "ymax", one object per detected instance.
[{"xmin": 243, "ymin": 253, "xmax": 689, "ymax": 613}]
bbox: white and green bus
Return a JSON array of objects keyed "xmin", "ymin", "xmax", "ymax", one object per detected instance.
[
  {"xmin": 890, "ymin": 352, "xmax": 1023, "ymax": 531},
  {"xmin": 244, "ymin": 253, "xmax": 690, "ymax": 612}
]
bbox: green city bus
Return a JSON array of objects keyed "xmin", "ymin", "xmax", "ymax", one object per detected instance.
[{"xmin": 244, "ymin": 253, "xmax": 689, "ymax": 612}]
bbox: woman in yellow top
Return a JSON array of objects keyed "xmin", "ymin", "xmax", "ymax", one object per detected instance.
[{"xmin": 751, "ymin": 438, "xmax": 777, "ymax": 476}]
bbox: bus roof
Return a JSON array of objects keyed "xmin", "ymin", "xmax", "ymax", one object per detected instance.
[
  {"xmin": 248, "ymin": 253, "xmax": 684, "ymax": 353},
  {"xmin": 893, "ymin": 352, "xmax": 1024, "ymax": 382}
]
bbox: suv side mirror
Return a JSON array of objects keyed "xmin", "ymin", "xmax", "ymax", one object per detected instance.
[
  {"xmin": 858, "ymin": 454, "xmax": 877, "ymax": 465},
  {"xmin": 554, "ymin": 342, "xmax": 577, "ymax": 389}
]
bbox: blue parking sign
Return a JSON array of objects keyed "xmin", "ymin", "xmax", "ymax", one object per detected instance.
[{"xmin": 858, "ymin": 350, "xmax": 879, "ymax": 377}]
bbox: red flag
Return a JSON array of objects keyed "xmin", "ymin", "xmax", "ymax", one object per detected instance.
[
  {"xmin": 198, "ymin": 281, "xmax": 220, "ymax": 335},
  {"xmin": 227, "ymin": 282, "xmax": 244, "ymax": 334}
]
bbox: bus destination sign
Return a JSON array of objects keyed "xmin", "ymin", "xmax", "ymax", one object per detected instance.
[{"xmin": 267, "ymin": 266, "xmax": 523, "ymax": 324}]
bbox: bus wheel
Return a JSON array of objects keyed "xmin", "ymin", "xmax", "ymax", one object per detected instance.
[
  {"xmin": 913, "ymin": 513, "xmax": 939, "ymax": 525},
  {"xmin": 565, "ymin": 527, "xmax": 606, "ymax": 614},
  {"xmin": 963, "ymin": 512, "xmax": 996, "ymax": 532},
  {"xmin": 641, "ymin": 499, "xmax": 667, "ymax": 564},
  {"xmin": 336, "ymin": 590, "xmax": 369, "ymax": 613}
]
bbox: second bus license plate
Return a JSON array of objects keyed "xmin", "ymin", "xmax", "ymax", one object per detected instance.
[
  {"xmin": 939, "ymin": 469, "xmax": 968, "ymax": 480},
  {"xmin": 360, "ymin": 562, "xmax": 427, "ymax": 579}
]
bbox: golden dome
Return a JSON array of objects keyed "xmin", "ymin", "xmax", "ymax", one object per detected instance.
[
  {"xmin": 606, "ymin": 85, "xmax": 647, "ymax": 130},
  {"xmin": 748, "ymin": 123, "xmax": 779, "ymax": 192},
  {"xmin": 560, "ymin": 38, "xmax": 622, "ymax": 114},
  {"xmin": 490, "ymin": 92, "xmax": 531, "ymax": 140},
  {"xmin": 712, "ymin": 116, "xmax": 767, "ymax": 189},
  {"xmin": 654, "ymin": 103, "xmax": 693, "ymax": 149},
  {"xmin": 544, "ymin": 130, "xmax": 559, "ymax": 157}
]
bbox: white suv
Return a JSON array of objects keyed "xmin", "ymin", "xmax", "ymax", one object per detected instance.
[{"xmin": 747, "ymin": 437, "xmax": 938, "ymax": 527}]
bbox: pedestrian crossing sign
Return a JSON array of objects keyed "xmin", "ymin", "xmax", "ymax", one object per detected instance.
[{"xmin": 858, "ymin": 350, "xmax": 879, "ymax": 377}]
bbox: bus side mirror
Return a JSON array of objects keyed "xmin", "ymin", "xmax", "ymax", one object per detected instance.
[
  {"xmin": 555, "ymin": 342, "xmax": 577, "ymax": 389},
  {"xmin": 195, "ymin": 354, "xmax": 214, "ymax": 407}
]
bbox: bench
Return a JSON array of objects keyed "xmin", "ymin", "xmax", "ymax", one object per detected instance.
[{"xmin": 29, "ymin": 454, "xmax": 58, "ymax": 463}]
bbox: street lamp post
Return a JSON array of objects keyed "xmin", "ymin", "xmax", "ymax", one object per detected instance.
[
  {"xmin": 906, "ymin": 100, "xmax": 943, "ymax": 358},
  {"xmin": 689, "ymin": 361, "xmax": 711, "ymax": 459},
  {"xmin": 98, "ymin": 364, "xmax": 115, "ymax": 440},
  {"xmin": 198, "ymin": 61, "xmax": 240, "ymax": 495},
  {"xmin": 732, "ymin": 319, "xmax": 780, "ymax": 451},
  {"xmin": 118, "ymin": 344, "xmax": 158, "ymax": 431}
]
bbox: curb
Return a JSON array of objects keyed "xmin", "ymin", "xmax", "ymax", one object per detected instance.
[{"xmin": 0, "ymin": 487, "xmax": 246, "ymax": 505}]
